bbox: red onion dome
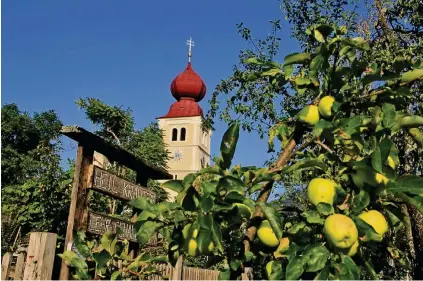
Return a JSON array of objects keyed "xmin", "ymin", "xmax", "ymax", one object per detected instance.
[{"xmin": 170, "ymin": 62, "xmax": 206, "ymax": 102}]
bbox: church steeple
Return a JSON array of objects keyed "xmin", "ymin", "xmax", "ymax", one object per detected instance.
[
  {"xmin": 157, "ymin": 38, "xmax": 212, "ymax": 183},
  {"xmin": 159, "ymin": 38, "xmax": 206, "ymax": 119}
]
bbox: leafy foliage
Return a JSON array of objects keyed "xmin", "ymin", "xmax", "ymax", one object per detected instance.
[
  {"xmin": 60, "ymin": 231, "xmax": 167, "ymax": 280},
  {"xmin": 1, "ymin": 104, "xmax": 73, "ymax": 251},
  {"xmin": 127, "ymin": 22, "xmax": 423, "ymax": 280}
]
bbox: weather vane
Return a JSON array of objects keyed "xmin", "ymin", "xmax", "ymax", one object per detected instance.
[{"xmin": 186, "ymin": 37, "xmax": 195, "ymax": 62}]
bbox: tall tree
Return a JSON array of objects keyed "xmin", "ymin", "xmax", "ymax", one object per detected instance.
[
  {"xmin": 204, "ymin": 0, "xmax": 422, "ymax": 278},
  {"xmin": 1, "ymin": 104, "xmax": 73, "ymax": 252},
  {"xmin": 76, "ymin": 97, "xmax": 170, "ymax": 204}
]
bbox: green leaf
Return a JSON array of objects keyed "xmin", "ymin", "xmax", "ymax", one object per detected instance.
[
  {"xmin": 135, "ymin": 220, "xmax": 161, "ymax": 246},
  {"xmin": 101, "ymin": 231, "xmax": 118, "ymax": 255},
  {"xmin": 338, "ymin": 255, "xmax": 359, "ymax": 280},
  {"xmin": 313, "ymin": 120, "xmax": 331, "ymax": 138},
  {"xmin": 287, "ymin": 222, "xmax": 307, "ymax": 234},
  {"xmin": 92, "ymin": 250, "xmax": 111, "ymax": 268},
  {"xmin": 314, "ymin": 265, "xmax": 330, "ymax": 280},
  {"xmin": 244, "ymin": 57, "xmax": 263, "ymax": 65},
  {"xmin": 201, "ymin": 195, "xmax": 214, "ymax": 212},
  {"xmin": 218, "ymin": 268, "xmax": 231, "ymax": 280},
  {"xmin": 111, "ymin": 271, "xmax": 121, "ymax": 281},
  {"xmin": 352, "ymin": 190, "xmax": 370, "ymax": 214},
  {"xmin": 59, "ymin": 251, "xmax": 88, "ymax": 271},
  {"xmin": 294, "ymin": 77, "xmax": 313, "ymax": 86},
  {"xmin": 304, "ymin": 245, "xmax": 330, "ymax": 272},
  {"xmin": 363, "ymin": 259, "xmax": 379, "ymax": 280},
  {"xmin": 216, "ymin": 176, "xmax": 246, "ymax": 196},
  {"xmin": 302, "ymin": 210, "xmax": 324, "ymax": 224},
  {"xmin": 286, "ymin": 256, "xmax": 305, "ymax": 280},
  {"xmin": 396, "ymin": 193, "xmax": 423, "ymax": 214},
  {"xmin": 355, "ymin": 217, "xmax": 383, "ymax": 242},
  {"xmin": 244, "ymin": 251, "xmax": 255, "ymax": 262},
  {"xmin": 339, "ymin": 45, "xmax": 352, "ymax": 56},
  {"xmin": 212, "ymin": 219, "xmax": 224, "ymax": 253},
  {"xmin": 408, "ymin": 128, "xmax": 423, "ymax": 147},
  {"xmin": 219, "ymin": 122, "xmax": 240, "ymax": 169},
  {"xmin": 266, "ymin": 260, "xmax": 284, "ymax": 280},
  {"xmin": 197, "ymin": 228, "xmax": 213, "ymax": 254},
  {"xmin": 199, "ymin": 166, "xmax": 223, "ymax": 175},
  {"xmin": 262, "ymin": 68, "xmax": 283, "ymax": 77},
  {"xmin": 386, "ymin": 176, "xmax": 423, "ymax": 195},
  {"xmin": 400, "ymin": 69, "xmax": 423, "ymax": 83},
  {"xmin": 162, "ymin": 180, "xmax": 184, "ymax": 193},
  {"xmin": 398, "ymin": 115, "xmax": 423, "ymax": 128},
  {"xmin": 310, "ymin": 55, "xmax": 325, "ymax": 73},
  {"xmin": 316, "ymin": 203, "xmax": 334, "ymax": 216},
  {"xmin": 283, "ymin": 53, "xmax": 311, "ymax": 66},
  {"xmin": 258, "ymin": 202, "xmax": 283, "ymax": 239},
  {"xmin": 315, "ymin": 24, "xmax": 334, "ymax": 38},
  {"xmin": 344, "ymin": 37, "xmax": 370, "ymax": 51},
  {"xmin": 73, "ymin": 232, "xmax": 91, "ymax": 259},
  {"xmin": 201, "ymin": 181, "xmax": 218, "ymax": 195},
  {"xmin": 382, "ymin": 103, "xmax": 396, "ymax": 128},
  {"xmin": 129, "ymin": 197, "xmax": 153, "ymax": 211},
  {"xmin": 313, "ymin": 29, "xmax": 325, "ymax": 43},
  {"xmin": 183, "ymin": 173, "xmax": 197, "ymax": 188},
  {"xmin": 283, "ymin": 64, "xmax": 294, "ymax": 77},
  {"xmin": 281, "ymin": 159, "xmax": 329, "ymax": 174},
  {"xmin": 384, "ymin": 206, "xmax": 404, "ymax": 228},
  {"xmin": 371, "ymin": 146, "xmax": 383, "ymax": 174}
]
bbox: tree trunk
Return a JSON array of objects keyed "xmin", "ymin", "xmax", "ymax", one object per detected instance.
[{"xmin": 408, "ymin": 204, "xmax": 423, "ymax": 279}]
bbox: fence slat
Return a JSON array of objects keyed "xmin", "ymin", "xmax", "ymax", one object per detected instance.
[
  {"xmin": 23, "ymin": 232, "xmax": 57, "ymax": 280},
  {"xmin": 1, "ymin": 252, "xmax": 13, "ymax": 280},
  {"xmin": 14, "ymin": 253, "xmax": 26, "ymax": 280}
]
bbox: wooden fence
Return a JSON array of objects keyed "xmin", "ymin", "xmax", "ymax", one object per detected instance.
[
  {"xmin": 1, "ymin": 232, "xmax": 57, "ymax": 280},
  {"xmin": 182, "ymin": 267, "xmax": 220, "ymax": 280},
  {"xmin": 2, "ymin": 232, "xmax": 245, "ymax": 281}
]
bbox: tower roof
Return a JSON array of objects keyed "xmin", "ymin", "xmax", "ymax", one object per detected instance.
[
  {"xmin": 170, "ymin": 62, "xmax": 206, "ymax": 102},
  {"xmin": 159, "ymin": 38, "xmax": 207, "ymax": 119}
]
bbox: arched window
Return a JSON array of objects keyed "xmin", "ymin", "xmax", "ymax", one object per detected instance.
[
  {"xmin": 180, "ymin": 127, "xmax": 186, "ymax": 141},
  {"xmin": 172, "ymin": 128, "xmax": 178, "ymax": 141}
]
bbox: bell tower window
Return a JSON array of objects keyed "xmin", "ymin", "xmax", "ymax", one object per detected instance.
[
  {"xmin": 180, "ymin": 128, "xmax": 186, "ymax": 141},
  {"xmin": 172, "ymin": 128, "xmax": 178, "ymax": 141}
]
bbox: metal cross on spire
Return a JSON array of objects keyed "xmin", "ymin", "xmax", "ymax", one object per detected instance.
[{"xmin": 186, "ymin": 37, "xmax": 195, "ymax": 62}]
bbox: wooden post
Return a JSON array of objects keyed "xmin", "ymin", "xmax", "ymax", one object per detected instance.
[
  {"xmin": 243, "ymin": 267, "xmax": 253, "ymax": 280},
  {"xmin": 23, "ymin": 232, "xmax": 57, "ymax": 280},
  {"xmin": 1, "ymin": 252, "xmax": 12, "ymax": 280},
  {"xmin": 59, "ymin": 145, "xmax": 94, "ymax": 280},
  {"xmin": 14, "ymin": 253, "xmax": 26, "ymax": 280},
  {"xmin": 171, "ymin": 255, "xmax": 183, "ymax": 280}
]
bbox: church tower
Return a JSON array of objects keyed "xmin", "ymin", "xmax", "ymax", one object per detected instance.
[{"xmin": 157, "ymin": 38, "xmax": 211, "ymax": 181}]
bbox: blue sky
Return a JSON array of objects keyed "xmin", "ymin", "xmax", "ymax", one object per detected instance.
[{"xmin": 2, "ymin": 0, "xmax": 300, "ymax": 169}]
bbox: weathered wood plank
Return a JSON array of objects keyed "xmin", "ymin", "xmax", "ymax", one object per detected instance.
[
  {"xmin": 60, "ymin": 145, "xmax": 93, "ymax": 280},
  {"xmin": 87, "ymin": 212, "xmax": 157, "ymax": 245},
  {"xmin": 171, "ymin": 255, "xmax": 183, "ymax": 280},
  {"xmin": 92, "ymin": 166, "xmax": 156, "ymax": 202},
  {"xmin": 61, "ymin": 126, "xmax": 172, "ymax": 181},
  {"xmin": 14, "ymin": 253, "xmax": 26, "ymax": 280},
  {"xmin": 23, "ymin": 232, "xmax": 57, "ymax": 280},
  {"xmin": 1, "ymin": 252, "xmax": 12, "ymax": 280}
]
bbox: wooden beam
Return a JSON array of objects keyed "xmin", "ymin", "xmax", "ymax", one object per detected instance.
[
  {"xmin": 23, "ymin": 232, "xmax": 57, "ymax": 280},
  {"xmin": 61, "ymin": 126, "xmax": 172, "ymax": 181},
  {"xmin": 1, "ymin": 252, "xmax": 12, "ymax": 280},
  {"xmin": 171, "ymin": 255, "xmax": 183, "ymax": 281},
  {"xmin": 59, "ymin": 145, "xmax": 94, "ymax": 280},
  {"xmin": 14, "ymin": 253, "xmax": 26, "ymax": 280}
]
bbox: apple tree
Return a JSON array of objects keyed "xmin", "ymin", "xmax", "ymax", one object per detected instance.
[{"xmin": 129, "ymin": 24, "xmax": 423, "ymax": 280}]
